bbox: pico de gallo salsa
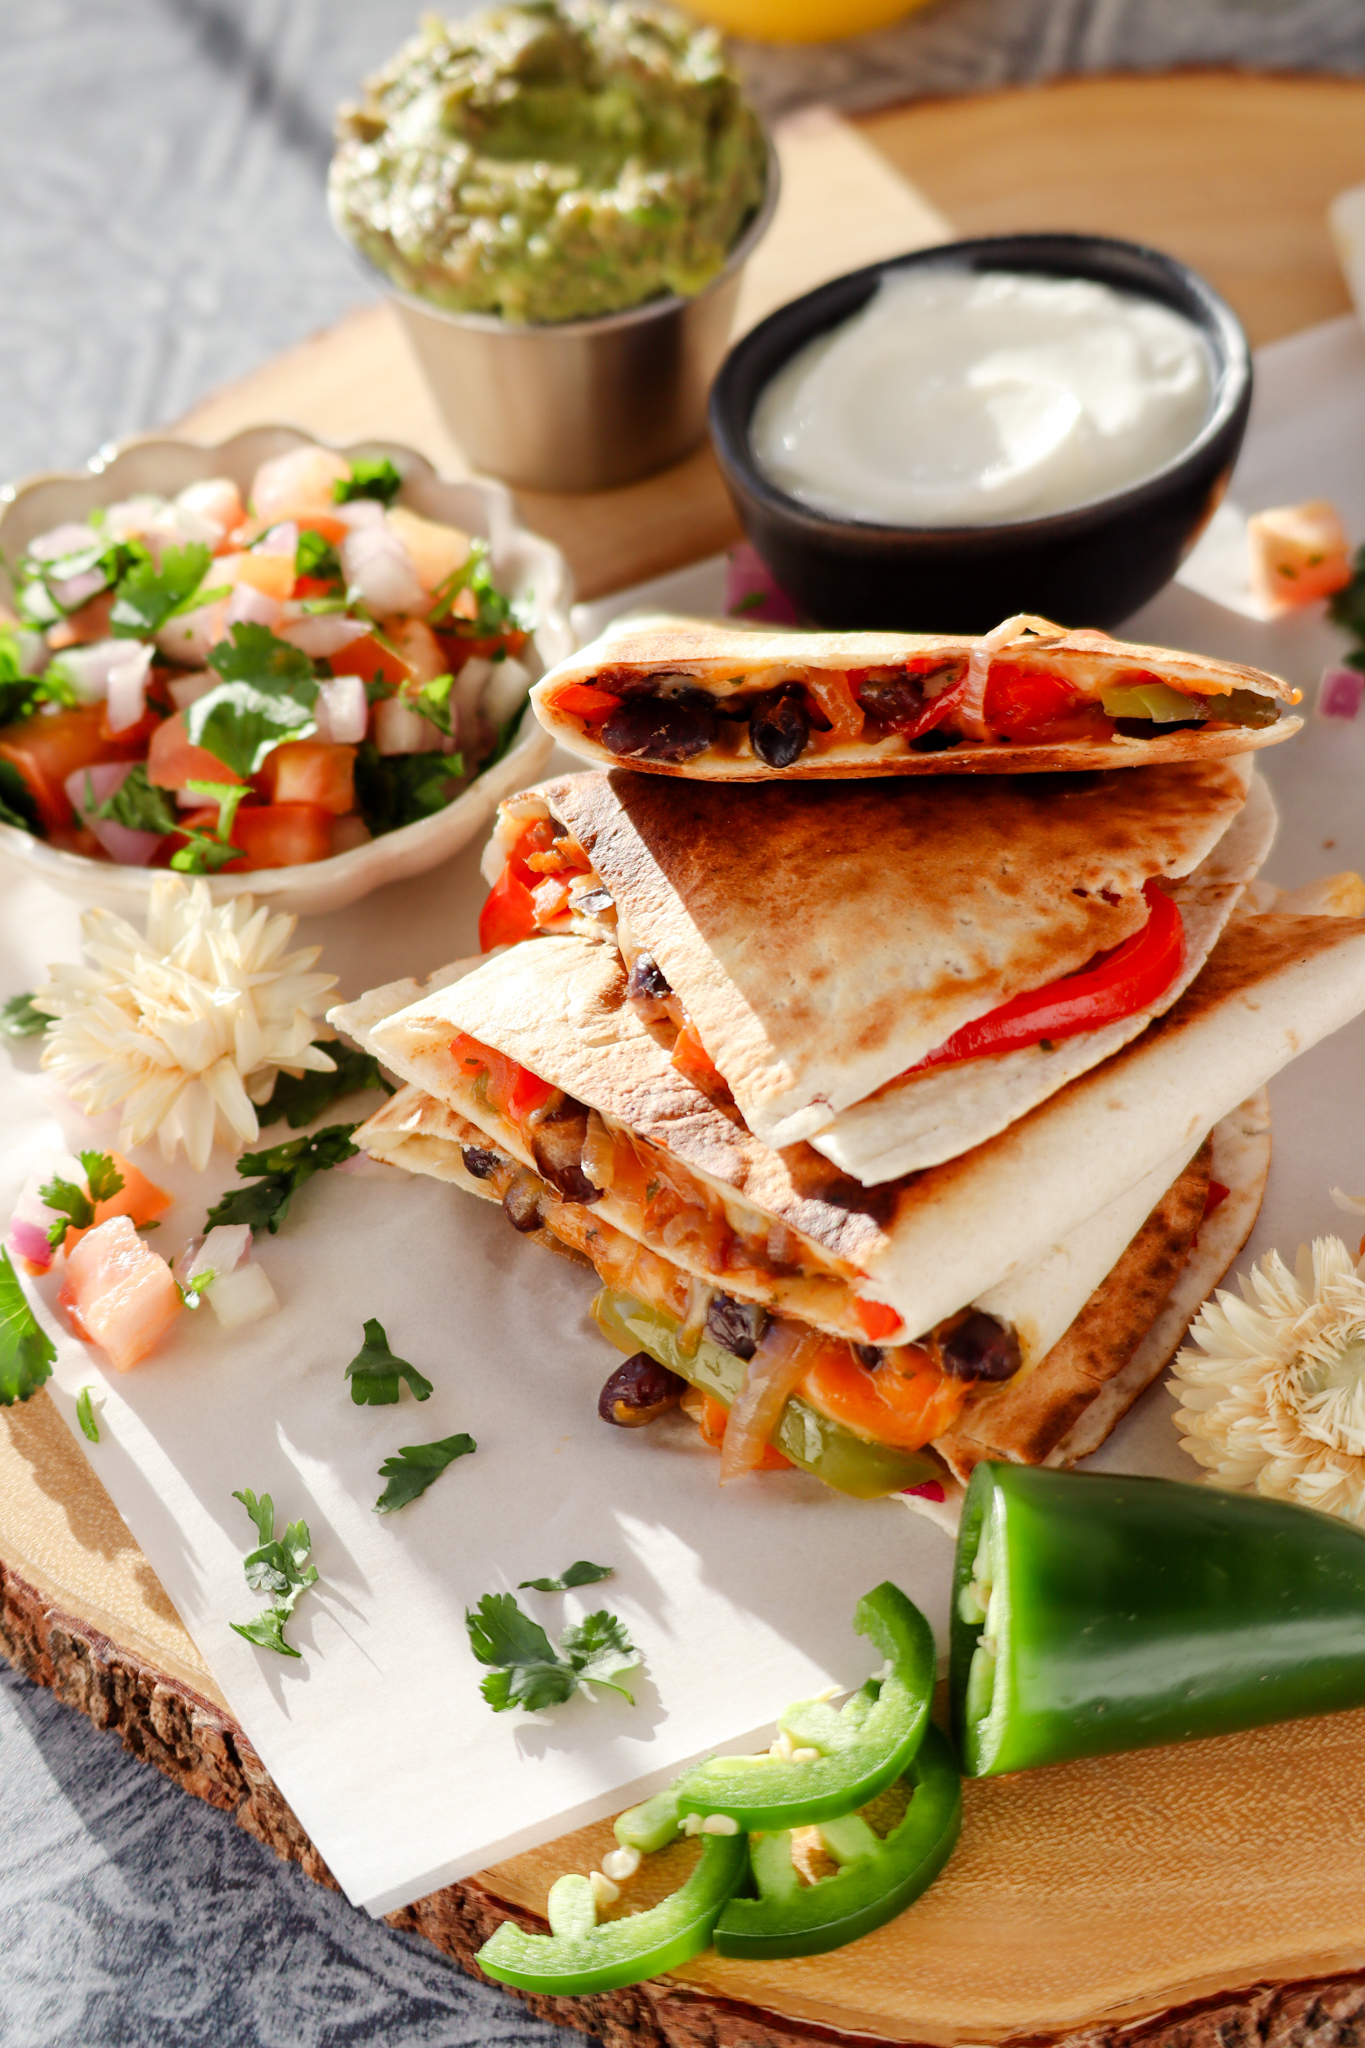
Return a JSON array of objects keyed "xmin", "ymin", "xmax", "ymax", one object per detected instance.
[{"xmin": 0, "ymin": 446, "xmax": 535, "ymax": 871}]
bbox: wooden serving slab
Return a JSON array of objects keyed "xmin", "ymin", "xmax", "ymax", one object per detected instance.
[{"xmin": 7, "ymin": 73, "xmax": 1365, "ymax": 2048}]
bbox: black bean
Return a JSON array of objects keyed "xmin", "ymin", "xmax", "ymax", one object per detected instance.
[
  {"xmin": 936, "ymin": 1311, "xmax": 1021, "ymax": 1382},
  {"xmin": 626, "ymin": 952, "xmax": 672, "ymax": 1001},
  {"xmin": 854, "ymin": 674, "xmax": 925, "ymax": 728},
  {"xmin": 909, "ymin": 727, "xmax": 962, "ymax": 753},
  {"xmin": 1113, "ymin": 717, "xmax": 1207, "ymax": 737},
  {"xmin": 749, "ymin": 687, "xmax": 811, "ymax": 768},
  {"xmin": 461, "ymin": 1144, "xmax": 501, "ymax": 1180},
  {"xmin": 598, "ymin": 1351, "xmax": 687, "ymax": 1427},
  {"xmin": 531, "ymin": 1098, "xmax": 602, "ymax": 1204},
  {"xmin": 502, "ymin": 1174, "xmax": 543, "ymax": 1233},
  {"xmin": 601, "ymin": 693, "xmax": 716, "ymax": 763},
  {"xmin": 706, "ymin": 1293, "xmax": 768, "ymax": 1360},
  {"xmin": 570, "ymin": 886, "xmax": 614, "ymax": 916},
  {"xmin": 853, "ymin": 1343, "xmax": 885, "ymax": 1369}
]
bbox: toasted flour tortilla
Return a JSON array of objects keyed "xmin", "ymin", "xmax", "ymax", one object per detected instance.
[
  {"xmin": 334, "ymin": 913, "xmax": 1365, "ymax": 1349},
  {"xmin": 531, "ymin": 613, "xmax": 1302, "ymax": 780},
  {"xmin": 500, "ymin": 755, "xmax": 1256, "ymax": 1147},
  {"xmin": 814, "ymin": 770, "xmax": 1277, "ymax": 1179}
]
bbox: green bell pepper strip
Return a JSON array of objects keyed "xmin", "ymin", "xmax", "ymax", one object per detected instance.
[
  {"xmin": 952, "ymin": 1462, "xmax": 1365, "ymax": 1779},
  {"xmin": 712, "ymin": 1723, "xmax": 962, "ymax": 1960},
  {"xmin": 592, "ymin": 1289, "xmax": 943, "ymax": 1499},
  {"xmin": 672, "ymin": 1581, "xmax": 935, "ymax": 1829},
  {"xmin": 475, "ymin": 1829, "xmax": 748, "ymax": 1995}
]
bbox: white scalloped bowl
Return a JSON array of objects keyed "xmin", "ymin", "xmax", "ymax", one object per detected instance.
[{"xmin": 0, "ymin": 427, "xmax": 573, "ymax": 914}]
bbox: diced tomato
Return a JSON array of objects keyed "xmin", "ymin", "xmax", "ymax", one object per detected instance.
[
  {"xmin": 671, "ymin": 1021, "xmax": 732, "ymax": 1108},
  {"xmin": 853, "ymin": 1297, "xmax": 903, "ymax": 1343},
  {"xmin": 294, "ymin": 576, "xmax": 338, "ymax": 601},
  {"xmin": 328, "ymin": 631, "xmax": 414, "ymax": 690},
  {"xmin": 59, "ymin": 1215, "xmax": 181, "ymax": 1372},
  {"xmin": 804, "ymin": 672, "xmax": 865, "ymax": 744},
  {"xmin": 256, "ymin": 739, "xmax": 355, "ymax": 815},
  {"xmin": 236, "ymin": 551, "xmax": 294, "ymax": 601},
  {"xmin": 449, "ymin": 1029, "xmax": 556, "ymax": 1132},
  {"xmin": 506, "ymin": 817, "xmax": 556, "ymax": 887},
  {"xmin": 146, "ymin": 711, "xmax": 244, "ymax": 790},
  {"xmin": 508, "ymin": 1063, "xmax": 556, "ymax": 1123},
  {"xmin": 983, "ymin": 663, "xmax": 1079, "ymax": 737},
  {"xmin": 64, "ymin": 1153, "xmax": 173, "ymax": 1253},
  {"xmin": 99, "ymin": 701, "xmax": 164, "ymax": 750},
  {"xmin": 551, "ymin": 682, "xmax": 623, "ymax": 723},
  {"xmin": 222, "ymin": 803, "xmax": 334, "ymax": 870},
  {"xmin": 1204, "ymin": 1180, "xmax": 1230, "ymax": 1218},
  {"xmin": 479, "ymin": 865, "xmax": 538, "ymax": 950},
  {"xmin": 435, "ymin": 628, "xmax": 528, "ymax": 669},
  {"xmin": 800, "ymin": 1342, "xmax": 967, "ymax": 1450},
  {"xmin": 0, "ymin": 704, "xmax": 144, "ymax": 831},
  {"xmin": 46, "ymin": 590, "xmax": 115, "ymax": 649}
]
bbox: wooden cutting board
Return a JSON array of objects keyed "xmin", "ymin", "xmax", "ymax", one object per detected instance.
[{"xmin": 8, "ymin": 71, "xmax": 1365, "ymax": 2048}]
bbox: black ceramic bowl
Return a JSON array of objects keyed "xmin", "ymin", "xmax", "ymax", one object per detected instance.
[{"xmin": 708, "ymin": 233, "xmax": 1252, "ymax": 633}]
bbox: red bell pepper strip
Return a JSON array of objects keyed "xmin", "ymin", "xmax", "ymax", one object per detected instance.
[
  {"xmin": 478, "ymin": 865, "xmax": 538, "ymax": 951},
  {"xmin": 909, "ymin": 881, "xmax": 1184, "ymax": 1075}
]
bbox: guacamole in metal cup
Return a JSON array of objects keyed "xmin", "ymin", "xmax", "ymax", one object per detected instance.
[{"xmin": 330, "ymin": 1, "xmax": 768, "ymax": 326}]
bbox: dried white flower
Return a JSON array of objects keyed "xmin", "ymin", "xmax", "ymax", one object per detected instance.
[
  {"xmin": 33, "ymin": 876, "xmax": 338, "ymax": 1170},
  {"xmin": 1171, "ymin": 1235, "xmax": 1365, "ymax": 1526}
]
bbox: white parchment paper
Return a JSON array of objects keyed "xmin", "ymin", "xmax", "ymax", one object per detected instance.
[{"xmin": 6, "ymin": 317, "xmax": 1365, "ymax": 1917}]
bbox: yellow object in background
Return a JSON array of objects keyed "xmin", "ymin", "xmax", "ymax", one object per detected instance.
[{"xmin": 683, "ymin": 0, "xmax": 931, "ymax": 43}]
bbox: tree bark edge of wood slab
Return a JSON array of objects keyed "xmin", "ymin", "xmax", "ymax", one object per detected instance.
[{"xmin": 4, "ymin": 1551, "xmax": 1365, "ymax": 2048}]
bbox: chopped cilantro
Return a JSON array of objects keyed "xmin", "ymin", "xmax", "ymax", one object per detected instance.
[
  {"xmin": 89, "ymin": 763, "xmax": 178, "ymax": 838},
  {"xmin": 344, "ymin": 1317, "xmax": 433, "ymax": 1406},
  {"xmin": 188, "ymin": 623, "xmax": 319, "ymax": 777},
  {"xmin": 1329, "ymin": 544, "xmax": 1365, "ymax": 658},
  {"xmin": 0, "ymin": 760, "xmax": 41, "ymax": 835},
  {"xmin": 168, "ymin": 780, "xmax": 248, "ymax": 875},
  {"xmin": 374, "ymin": 1431, "xmax": 476, "ymax": 1512},
  {"xmin": 230, "ymin": 1488, "xmax": 319, "ymax": 1659},
  {"xmin": 465, "ymin": 1593, "xmax": 640, "ymax": 1713},
  {"xmin": 16, "ymin": 531, "xmax": 135, "ymax": 624},
  {"xmin": 76, "ymin": 1386, "xmax": 100, "ymax": 1442},
  {"xmin": 296, "ymin": 528, "xmax": 342, "ymax": 582},
  {"xmin": 205, "ymin": 1123, "xmax": 358, "ymax": 1235},
  {"xmin": 429, "ymin": 539, "xmax": 520, "ymax": 637},
  {"xmin": 484, "ymin": 704, "xmax": 527, "ymax": 773},
  {"xmin": 518, "ymin": 1561, "xmax": 614, "ymax": 1592},
  {"xmin": 353, "ymin": 744, "xmax": 463, "ymax": 836},
  {"xmin": 411, "ymin": 671, "xmax": 455, "ymax": 737},
  {"xmin": 259, "ymin": 1040, "xmax": 393, "ymax": 1129},
  {"xmin": 39, "ymin": 1151, "xmax": 124, "ymax": 1249},
  {"xmin": 0, "ymin": 992, "xmax": 46, "ymax": 1038},
  {"xmin": 333, "ymin": 457, "xmax": 403, "ymax": 506},
  {"xmin": 109, "ymin": 540, "xmax": 215, "ymax": 636},
  {"xmin": 0, "ymin": 1248, "xmax": 55, "ymax": 1405}
]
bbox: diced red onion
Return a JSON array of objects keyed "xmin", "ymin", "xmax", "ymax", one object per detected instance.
[
  {"xmin": 901, "ymin": 1480, "xmax": 946, "ymax": 1502},
  {"xmin": 27, "ymin": 521, "xmax": 102, "ymax": 562},
  {"xmin": 340, "ymin": 524, "xmax": 426, "ymax": 617},
  {"xmin": 452, "ymin": 656, "xmax": 492, "ymax": 738},
  {"xmin": 315, "ymin": 673, "xmax": 368, "ymax": 744},
  {"xmin": 225, "ymin": 581, "xmax": 283, "ymax": 631},
  {"xmin": 65, "ymin": 761, "xmax": 162, "ymax": 863},
  {"xmin": 50, "ymin": 566, "xmax": 109, "ymax": 611},
  {"xmin": 157, "ymin": 598, "xmax": 227, "ymax": 665},
  {"xmin": 372, "ymin": 693, "xmax": 442, "ymax": 755},
  {"xmin": 257, "ymin": 521, "xmax": 299, "ymax": 558},
  {"xmin": 332, "ymin": 498, "xmax": 385, "ymax": 532},
  {"xmin": 481, "ymin": 656, "xmax": 533, "ymax": 729},
  {"xmin": 105, "ymin": 642, "xmax": 155, "ymax": 733},
  {"xmin": 719, "ymin": 1320, "xmax": 824, "ymax": 1483},
  {"xmin": 176, "ymin": 476, "xmax": 244, "ymax": 535},
  {"xmin": 7, "ymin": 1217, "xmax": 54, "ymax": 1271},
  {"xmin": 277, "ymin": 614, "xmax": 369, "ymax": 659},
  {"xmin": 167, "ymin": 670, "xmax": 217, "ymax": 711},
  {"xmin": 49, "ymin": 639, "xmax": 129, "ymax": 702},
  {"xmin": 65, "ymin": 760, "xmax": 132, "ymax": 816},
  {"xmin": 103, "ymin": 498, "xmax": 165, "ymax": 543}
]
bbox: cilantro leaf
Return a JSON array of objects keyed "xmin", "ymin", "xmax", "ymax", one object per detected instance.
[
  {"xmin": 334, "ymin": 457, "xmax": 403, "ymax": 506},
  {"xmin": 230, "ymin": 1488, "xmax": 319, "ymax": 1659},
  {"xmin": 0, "ymin": 759, "xmax": 42, "ymax": 835},
  {"xmin": 296, "ymin": 528, "xmax": 342, "ymax": 581},
  {"xmin": 353, "ymin": 744, "xmax": 463, "ymax": 836},
  {"xmin": 1329, "ymin": 543, "xmax": 1365, "ymax": 650},
  {"xmin": 205, "ymin": 1123, "xmax": 358, "ymax": 1234},
  {"xmin": 410, "ymin": 672, "xmax": 455, "ymax": 737},
  {"xmin": 188, "ymin": 624, "xmax": 319, "ymax": 776},
  {"xmin": 17, "ymin": 532, "xmax": 135, "ymax": 623},
  {"xmin": 344, "ymin": 1317, "xmax": 433, "ymax": 1406},
  {"xmin": 39, "ymin": 1152, "xmax": 122, "ymax": 1249},
  {"xmin": 0, "ymin": 624, "xmax": 77, "ymax": 732},
  {"xmin": 465, "ymin": 1592, "xmax": 641, "ymax": 1713},
  {"xmin": 1, "ymin": 992, "xmax": 46, "ymax": 1038},
  {"xmin": 374, "ymin": 1431, "xmax": 476, "ymax": 1512},
  {"xmin": 0, "ymin": 1248, "xmax": 56, "ymax": 1405},
  {"xmin": 77, "ymin": 1386, "xmax": 100, "ymax": 1442},
  {"xmin": 168, "ymin": 780, "xmax": 248, "ymax": 876},
  {"xmin": 518, "ymin": 1561, "xmax": 614, "ymax": 1592},
  {"xmin": 81, "ymin": 1151, "xmax": 124, "ymax": 1205},
  {"xmin": 109, "ymin": 541, "xmax": 212, "ymax": 636},
  {"xmin": 259, "ymin": 1040, "xmax": 393, "ymax": 1129},
  {"xmin": 429, "ymin": 539, "xmax": 519, "ymax": 637},
  {"xmin": 89, "ymin": 763, "xmax": 179, "ymax": 837}
]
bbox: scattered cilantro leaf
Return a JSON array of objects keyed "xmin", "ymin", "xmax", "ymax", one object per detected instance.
[
  {"xmin": 0, "ymin": 1248, "xmax": 56, "ymax": 1405},
  {"xmin": 205, "ymin": 1123, "xmax": 358, "ymax": 1235},
  {"xmin": 465, "ymin": 1592, "xmax": 640, "ymax": 1713},
  {"xmin": 168, "ymin": 780, "xmax": 249, "ymax": 875},
  {"xmin": 258, "ymin": 1040, "xmax": 393, "ymax": 1129},
  {"xmin": 334, "ymin": 457, "xmax": 403, "ymax": 506},
  {"xmin": 38, "ymin": 1151, "xmax": 122, "ymax": 1249},
  {"xmin": 77, "ymin": 1386, "xmax": 100, "ymax": 1442},
  {"xmin": 296, "ymin": 528, "xmax": 342, "ymax": 582},
  {"xmin": 89, "ymin": 763, "xmax": 179, "ymax": 837},
  {"xmin": 429, "ymin": 539, "xmax": 520, "ymax": 636},
  {"xmin": 518, "ymin": 1561, "xmax": 614, "ymax": 1592},
  {"xmin": 1, "ymin": 992, "xmax": 46, "ymax": 1038},
  {"xmin": 188, "ymin": 623, "xmax": 319, "ymax": 776},
  {"xmin": 344, "ymin": 1317, "xmax": 433, "ymax": 1406},
  {"xmin": 375, "ymin": 1432, "xmax": 476, "ymax": 1512},
  {"xmin": 353, "ymin": 744, "xmax": 463, "ymax": 836},
  {"xmin": 82, "ymin": 1151, "xmax": 124, "ymax": 1205},
  {"xmin": 109, "ymin": 541, "xmax": 213, "ymax": 636},
  {"xmin": 230, "ymin": 1488, "xmax": 319, "ymax": 1659}
]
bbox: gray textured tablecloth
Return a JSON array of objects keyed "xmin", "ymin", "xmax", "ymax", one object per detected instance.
[{"xmin": 3, "ymin": 2, "xmax": 1365, "ymax": 2042}]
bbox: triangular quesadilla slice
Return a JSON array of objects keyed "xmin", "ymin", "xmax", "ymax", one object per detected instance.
[{"xmin": 530, "ymin": 613, "xmax": 1301, "ymax": 779}]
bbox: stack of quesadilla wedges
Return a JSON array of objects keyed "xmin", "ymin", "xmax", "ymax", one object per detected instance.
[{"xmin": 331, "ymin": 616, "xmax": 1365, "ymax": 1523}]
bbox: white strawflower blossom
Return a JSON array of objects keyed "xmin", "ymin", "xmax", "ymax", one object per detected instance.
[
  {"xmin": 33, "ymin": 876, "xmax": 338, "ymax": 1170},
  {"xmin": 1171, "ymin": 1232, "xmax": 1365, "ymax": 1526}
]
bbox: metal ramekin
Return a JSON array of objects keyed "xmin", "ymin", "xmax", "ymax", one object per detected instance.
[{"xmin": 336, "ymin": 143, "xmax": 779, "ymax": 493}]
